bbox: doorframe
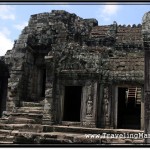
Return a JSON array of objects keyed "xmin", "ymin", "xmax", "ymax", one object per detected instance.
[
  {"xmin": 59, "ymin": 83, "xmax": 84, "ymax": 124},
  {"xmin": 114, "ymin": 84, "xmax": 144, "ymax": 130}
]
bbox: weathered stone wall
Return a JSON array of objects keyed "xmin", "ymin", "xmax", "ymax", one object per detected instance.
[
  {"xmin": 3, "ymin": 10, "xmax": 97, "ymax": 111},
  {"xmin": 107, "ymin": 57, "xmax": 144, "ymax": 83}
]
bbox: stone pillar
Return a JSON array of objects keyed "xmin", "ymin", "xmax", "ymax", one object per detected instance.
[
  {"xmin": 7, "ymin": 71, "xmax": 23, "ymax": 112},
  {"xmin": 42, "ymin": 56, "xmax": 55, "ymax": 125},
  {"xmin": 97, "ymin": 84, "xmax": 112, "ymax": 128},
  {"xmin": 103, "ymin": 86, "xmax": 109, "ymax": 127},
  {"xmin": 142, "ymin": 12, "xmax": 150, "ymax": 143},
  {"xmin": 103, "ymin": 85, "xmax": 112, "ymax": 128},
  {"xmin": 81, "ymin": 81, "xmax": 98, "ymax": 127}
]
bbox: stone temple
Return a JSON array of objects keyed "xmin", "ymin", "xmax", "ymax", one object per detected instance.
[{"xmin": 0, "ymin": 10, "xmax": 150, "ymax": 144}]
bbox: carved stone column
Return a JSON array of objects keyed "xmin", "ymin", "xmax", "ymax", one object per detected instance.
[
  {"xmin": 81, "ymin": 81, "xmax": 97, "ymax": 127},
  {"xmin": 101, "ymin": 85, "xmax": 111, "ymax": 128},
  {"xmin": 103, "ymin": 86, "xmax": 110, "ymax": 128},
  {"xmin": 142, "ymin": 12, "xmax": 150, "ymax": 143},
  {"xmin": 97, "ymin": 84, "xmax": 112, "ymax": 128},
  {"xmin": 42, "ymin": 56, "xmax": 55, "ymax": 125}
]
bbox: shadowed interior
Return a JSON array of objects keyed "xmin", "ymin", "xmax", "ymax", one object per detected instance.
[
  {"xmin": 63, "ymin": 86, "xmax": 82, "ymax": 122},
  {"xmin": 117, "ymin": 87, "xmax": 141, "ymax": 129}
]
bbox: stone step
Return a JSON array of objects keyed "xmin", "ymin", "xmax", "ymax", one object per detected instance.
[
  {"xmin": 0, "ymin": 124, "xmax": 43, "ymax": 132},
  {"xmin": 5, "ymin": 135, "xmax": 14, "ymax": 142},
  {"xmin": 9, "ymin": 130, "xmax": 145, "ymax": 144},
  {"xmin": 43, "ymin": 132, "xmax": 144, "ymax": 144},
  {"xmin": 2, "ymin": 111, "xmax": 11, "ymax": 117},
  {"xmin": 0, "ymin": 135, "xmax": 14, "ymax": 143},
  {"xmin": 17, "ymin": 107, "xmax": 43, "ymax": 114},
  {"xmin": 41, "ymin": 132, "xmax": 82, "ymax": 141},
  {"xmin": 100, "ymin": 138, "xmax": 144, "ymax": 144},
  {"xmin": 8, "ymin": 116, "xmax": 42, "ymax": 124},
  {"xmin": 0, "ymin": 118, "xmax": 9, "ymax": 124},
  {"xmin": 13, "ymin": 136, "xmax": 36, "ymax": 144},
  {"xmin": 11, "ymin": 130, "xmax": 19, "ymax": 136},
  {"xmin": 13, "ymin": 131, "xmax": 40, "ymax": 144},
  {"xmin": 8, "ymin": 118, "xmax": 37, "ymax": 124},
  {"xmin": 0, "ymin": 141, "xmax": 14, "ymax": 144},
  {"xmin": 18, "ymin": 106, "xmax": 43, "ymax": 110},
  {"xmin": 21, "ymin": 102, "xmax": 43, "ymax": 107},
  {"xmin": 0, "ymin": 129, "xmax": 12, "ymax": 136},
  {"xmin": 36, "ymin": 132, "xmax": 146, "ymax": 144},
  {"xmin": 0, "ymin": 124, "xmax": 14, "ymax": 130},
  {"xmin": 17, "ymin": 109, "xmax": 43, "ymax": 114},
  {"xmin": 13, "ymin": 131, "xmax": 74, "ymax": 144},
  {"xmin": 18, "ymin": 125, "xmax": 43, "ymax": 132},
  {"xmin": 39, "ymin": 137, "xmax": 73, "ymax": 144},
  {"xmin": 9, "ymin": 113, "xmax": 43, "ymax": 120},
  {"xmin": 62, "ymin": 121, "xmax": 81, "ymax": 126},
  {"xmin": 43, "ymin": 125, "xmax": 144, "ymax": 136},
  {"xmin": 0, "ymin": 135, "xmax": 8, "ymax": 141}
]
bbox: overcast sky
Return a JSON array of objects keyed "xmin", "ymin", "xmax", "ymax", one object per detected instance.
[{"xmin": 0, "ymin": 3, "xmax": 150, "ymax": 56}]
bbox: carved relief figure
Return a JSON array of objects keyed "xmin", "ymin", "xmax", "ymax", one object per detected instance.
[
  {"xmin": 103, "ymin": 87, "xmax": 109, "ymax": 125},
  {"xmin": 86, "ymin": 95, "xmax": 93, "ymax": 116},
  {"xmin": 104, "ymin": 98, "xmax": 109, "ymax": 117}
]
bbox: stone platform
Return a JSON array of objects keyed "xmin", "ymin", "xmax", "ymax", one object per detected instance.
[{"xmin": 0, "ymin": 101, "xmax": 145, "ymax": 145}]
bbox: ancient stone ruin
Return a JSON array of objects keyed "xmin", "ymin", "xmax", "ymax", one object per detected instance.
[{"xmin": 0, "ymin": 10, "xmax": 148, "ymax": 144}]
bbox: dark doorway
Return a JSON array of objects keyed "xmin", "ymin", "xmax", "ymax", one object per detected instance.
[
  {"xmin": 117, "ymin": 87, "xmax": 141, "ymax": 129},
  {"xmin": 63, "ymin": 86, "xmax": 82, "ymax": 122},
  {"xmin": 35, "ymin": 67, "xmax": 46, "ymax": 101}
]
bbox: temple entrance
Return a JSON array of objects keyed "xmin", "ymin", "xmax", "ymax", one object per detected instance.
[
  {"xmin": 63, "ymin": 86, "xmax": 82, "ymax": 122},
  {"xmin": 30, "ymin": 66, "xmax": 46, "ymax": 102},
  {"xmin": 117, "ymin": 87, "xmax": 141, "ymax": 129}
]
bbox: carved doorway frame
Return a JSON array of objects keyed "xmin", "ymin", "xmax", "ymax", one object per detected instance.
[
  {"xmin": 59, "ymin": 79, "xmax": 85, "ymax": 126},
  {"xmin": 114, "ymin": 84, "xmax": 144, "ymax": 130}
]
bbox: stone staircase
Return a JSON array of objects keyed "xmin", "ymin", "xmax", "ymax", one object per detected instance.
[
  {"xmin": 0, "ymin": 101, "xmax": 44, "ymax": 144},
  {"xmin": 126, "ymin": 87, "xmax": 142, "ymax": 105},
  {"xmin": 127, "ymin": 87, "xmax": 137, "ymax": 99},
  {"xmin": 0, "ymin": 101, "xmax": 145, "ymax": 145}
]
